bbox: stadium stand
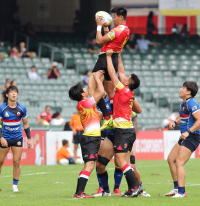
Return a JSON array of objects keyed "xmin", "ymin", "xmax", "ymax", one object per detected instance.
[{"xmin": 1, "ymin": 34, "xmax": 200, "ymax": 128}]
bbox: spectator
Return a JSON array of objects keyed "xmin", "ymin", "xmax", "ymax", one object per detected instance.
[
  {"xmin": 10, "ymin": 47, "xmax": 19, "ymax": 58},
  {"xmin": 57, "ymin": 139, "xmax": 75, "ymax": 165},
  {"xmin": 83, "ymin": 70, "xmax": 91, "ymax": 86},
  {"xmin": 47, "ymin": 62, "xmax": 60, "ymax": 79},
  {"xmin": 88, "ymin": 38, "xmax": 99, "ymax": 54},
  {"xmin": 147, "ymin": 11, "xmax": 157, "ymax": 35},
  {"xmin": 18, "ymin": 42, "xmax": 28, "ymax": 57},
  {"xmin": 50, "ymin": 112, "xmax": 65, "ymax": 125},
  {"xmin": 2, "ymin": 80, "xmax": 10, "ymax": 103},
  {"xmin": 86, "ymin": 30, "xmax": 96, "ymax": 44},
  {"xmin": 64, "ymin": 122, "xmax": 71, "ymax": 131},
  {"xmin": 10, "ymin": 80, "xmax": 17, "ymax": 87},
  {"xmin": 126, "ymin": 33, "xmax": 138, "ymax": 50},
  {"xmin": 181, "ymin": 24, "xmax": 190, "ymax": 39},
  {"xmin": 28, "ymin": 65, "xmax": 41, "ymax": 80},
  {"xmin": 23, "ymin": 21, "xmax": 35, "ymax": 36},
  {"xmin": 1, "ymin": 78, "xmax": 10, "ymax": 91},
  {"xmin": 73, "ymin": 10, "xmax": 82, "ymax": 32},
  {"xmin": 0, "ymin": 53, "xmax": 4, "ymax": 61},
  {"xmin": 36, "ymin": 112, "xmax": 50, "ymax": 126},
  {"xmin": 37, "ymin": 106, "xmax": 52, "ymax": 123},
  {"xmin": 137, "ymin": 34, "xmax": 161, "ymax": 50},
  {"xmin": 70, "ymin": 111, "xmax": 84, "ymax": 164}
]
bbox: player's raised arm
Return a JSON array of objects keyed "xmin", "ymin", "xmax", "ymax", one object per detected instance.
[
  {"xmin": 22, "ymin": 117, "xmax": 32, "ymax": 149},
  {"xmin": 93, "ymin": 70, "xmax": 105, "ymax": 103},
  {"xmin": 106, "ymin": 50, "xmax": 119, "ymax": 88},
  {"xmin": 96, "ymin": 17, "xmax": 112, "ymax": 45},
  {"xmin": 132, "ymin": 99, "xmax": 142, "ymax": 114},
  {"xmin": 188, "ymin": 110, "xmax": 200, "ymax": 133},
  {"xmin": 118, "ymin": 53, "xmax": 126, "ymax": 83}
]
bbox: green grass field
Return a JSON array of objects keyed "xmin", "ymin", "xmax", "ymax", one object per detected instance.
[{"xmin": 1, "ymin": 159, "xmax": 200, "ymax": 206}]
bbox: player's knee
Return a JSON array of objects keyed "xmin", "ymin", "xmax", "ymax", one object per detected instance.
[
  {"xmin": 13, "ymin": 160, "xmax": 20, "ymax": 167},
  {"xmin": 175, "ymin": 157, "xmax": 183, "ymax": 167},
  {"xmin": 167, "ymin": 155, "xmax": 175, "ymax": 165},
  {"xmin": 96, "ymin": 161, "xmax": 106, "ymax": 171},
  {"xmin": 97, "ymin": 155, "xmax": 109, "ymax": 167}
]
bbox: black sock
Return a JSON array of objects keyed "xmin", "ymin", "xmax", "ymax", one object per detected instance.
[
  {"xmin": 97, "ymin": 98, "xmax": 110, "ymax": 120},
  {"xmin": 98, "ymin": 171, "xmax": 110, "ymax": 193},
  {"xmin": 76, "ymin": 170, "xmax": 90, "ymax": 194},
  {"xmin": 122, "ymin": 164, "xmax": 137, "ymax": 190},
  {"xmin": 114, "ymin": 167, "xmax": 123, "ymax": 190}
]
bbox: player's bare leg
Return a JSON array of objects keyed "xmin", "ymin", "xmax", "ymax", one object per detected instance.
[
  {"xmin": 104, "ymin": 80, "xmax": 115, "ymax": 98},
  {"xmin": 11, "ymin": 146, "xmax": 22, "ymax": 192},
  {"xmin": 74, "ymin": 144, "xmax": 78, "ymax": 163},
  {"xmin": 175, "ymin": 146, "xmax": 192, "ymax": 196},
  {"xmin": 12, "ymin": 146, "xmax": 22, "ymax": 180},
  {"xmin": 0, "ymin": 147, "xmax": 10, "ymax": 174},
  {"xmin": 165, "ymin": 143, "xmax": 180, "ymax": 196}
]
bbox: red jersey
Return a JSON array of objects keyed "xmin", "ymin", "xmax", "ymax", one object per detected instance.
[
  {"xmin": 113, "ymin": 81, "xmax": 134, "ymax": 128},
  {"xmin": 78, "ymin": 97, "xmax": 100, "ymax": 137},
  {"xmin": 100, "ymin": 24, "xmax": 130, "ymax": 53}
]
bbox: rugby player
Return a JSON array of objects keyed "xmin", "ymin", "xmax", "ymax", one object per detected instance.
[
  {"xmin": 166, "ymin": 81, "xmax": 200, "ymax": 198},
  {"xmin": 89, "ymin": 7, "xmax": 130, "ymax": 123},
  {"xmin": 0, "ymin": 86, "xmax": 32, "ymax": 192},
  {"xmin": 69, "ymin": 71, "xmax": 104, "ymax": 198},
  {"xmin": 105, "ymin": 50, "xmax": 141, "ymax": 197}
]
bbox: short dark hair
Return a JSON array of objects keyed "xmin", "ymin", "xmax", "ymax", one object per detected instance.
[
  {"xmin": 6, "ymin": 86, "xmax": 18, "ymax": 94},
  {"xmin": 69, "ymin": 82, "xmax": 84, "ymax": 102},
  {"xmin": 111, "ymin": 7, "xmax": 127, "ymax": 20},
  {"xmin": 129, "ymin": 74, "xmax": 140, "ymax": 91},
  {"xmin": 52, "ymin": 111, "xmax": 60, "ymax": 119},
  {"xmin": 62, "ymin": 139, "xmax": 68, "ymax": 146},
  {"xmin": 46, "ymin": 105, "xmax": 51, "ymax": 109},
  {"xmin": 183, "ymin": 81, "xmax": 198, "ymax": 97}
]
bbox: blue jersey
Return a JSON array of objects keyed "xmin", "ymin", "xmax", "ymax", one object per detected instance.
[
  {"xmin": 179, "ymin": 101, "xmax": 190, "ymax": 134},
  {"xmin": 0, "ymin": 102, "xmax": 28, "ymax": 140},
  {"xmin": 97, "ymin": 98, "xmax": 114, "ymax": 136},
  {"xmin": 186, "ymin": 98, "xmax": 200, "ymax": 135}
]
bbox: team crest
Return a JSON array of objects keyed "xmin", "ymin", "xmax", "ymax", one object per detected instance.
[
  {"xmin": 124, "ymin": 143, "xmax": 128, "ymax": 148},
  {"xmin": 17, "ymin": 141, "xmax": 21, "ymax": 146},
  {"xmin": 17, "ymin": 112, "xmax": 21, "ymax": 117},
  {"xmin": 4, "ymin": 112, "xmax": 9, "ymax": 117}
]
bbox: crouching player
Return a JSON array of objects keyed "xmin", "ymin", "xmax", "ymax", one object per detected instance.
[
  {"xmin": 69, "ymin": 71, "xmax": 104, "ymax": 198},
  {"xmin": 166, "ymin": 81, "xmax": 200, "ymax": 198},
  {"xmin": 0, "ymin": 86, "xmax": 32, "ymax": 192}
]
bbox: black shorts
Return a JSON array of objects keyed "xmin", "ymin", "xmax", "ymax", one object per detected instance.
[
  {"xmin": 101, "ymin": 130, "xmax": 107, "ymax": 141},
  {"xmin": 92, "ymin": 53, "xmax": 118, "ymax": 81},
  {"xmin": 0, "ymin": 138, "xmax": 23, "ymax": 148},
  {"xmin": 178, "ymin": 134, "xmax": 200, "ymax": 153},
  {"xmin": 73, "ymin": 131, "xmax": 84, "ymax": 144},
  {"xmin": 80, "ymin": 135, "xmax": 101, "ymax": 163},
  {"xmin": 114, "ymin": 128, "xmax": 136, "ymax": 153}
]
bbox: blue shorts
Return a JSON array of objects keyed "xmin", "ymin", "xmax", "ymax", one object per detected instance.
[
  {"xmin": 0, "ymin": 138, "xmax": 23, "ymax": 148},
  {"xmin": 101, "ymin": 130, "xmax": 114, "ymax": 143},
  {"xmin": 73, "ymin": 131, "xmax": 83, "ymax": 144},
  {"xmin": 178, "ymin": 134, "xmax": 200, "ymax": 153}
]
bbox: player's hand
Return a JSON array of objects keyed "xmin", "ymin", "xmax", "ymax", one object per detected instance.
[
  {"xmin": 1, "ymin": 137, "xmax": 8, "ymax": 147},
  {"xmin": 106, "ymin": 49, "xmax": 113, "ymax": 56},
  {"xmin": 96, "ymin": 16, "xmax": 106, "ymax": 26},
  {"xmin": 169, "ymin": 122, "xmax": 175, "ymax": 130},
  {"xmin": 27, "ymin": 139, "xmax": 32, "ymax": 149},
  {"xmin": 95, "ymin": 70, "xmax": 104, "ymax": 79},
  {"xmin": 181, "ymin": 132, "xmax": 189, "ymax": 140},
  {"xmin": 73, "ymin": 129, "xmax": 77, "ymax": 136}
]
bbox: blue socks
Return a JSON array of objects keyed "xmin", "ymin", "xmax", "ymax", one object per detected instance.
[
  {"xmin": 13, "ymin": 179, "xmax": 18, "ymax": 185},
  {"xmin": 114, "ymin": 167, "xmax": 123, "ymax": 190},
  {"xmin": 98, "ymin": 171, "xmax": 110, "ymax": 193},
  {"xmin": 178, "ymin": 187, "xmax": 185, "ymax": 195},
  {"xmin": 139, "ymin": 182, "xmax": 142, "ymax": 187},
  {"xmin": 174, "ymin": 181, "xmax": 178, "ymax": 189}
]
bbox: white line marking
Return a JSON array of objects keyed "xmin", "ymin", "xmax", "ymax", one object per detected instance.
[{"xmin": 2, "ymin": 172, "xmax": 48, "ymax": 178}]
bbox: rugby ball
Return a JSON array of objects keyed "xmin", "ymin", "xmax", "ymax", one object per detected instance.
[{"xmin": 95, "ymin": 11, "xmax": 112, "ymax": 27}]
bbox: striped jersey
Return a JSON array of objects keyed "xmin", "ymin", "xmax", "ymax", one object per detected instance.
[
  {"xmin": 180, "ymin": 97, "xmax": 200, "ymax": 134},
  {"xmin": 0, "ymin": 102, "xmax": 28, "ymax": 140}
]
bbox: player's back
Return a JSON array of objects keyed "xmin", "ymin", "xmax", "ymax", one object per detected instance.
[
  {"xmin": 101, "ymin": 24, "xmax": 130, "ymax": 53},
  {"xmin": 78, "ymin": 97, "xmax": 100, "ymax": 137},
  {"xmin": 0, "ymin": 102, "xmax": 27, "ymax": 140}
]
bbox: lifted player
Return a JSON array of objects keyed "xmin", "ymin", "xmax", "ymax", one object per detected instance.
[
  {"xmin": 69, "ymin": 71, "xmax": 104, "ymax": 198},
  {"xmin": 0, "ymin": 86, "xmax": 32, "ymax": 192},
  {"xmin": 89, "ymin": 7, "xmax": 130, "ymax": 124}
]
